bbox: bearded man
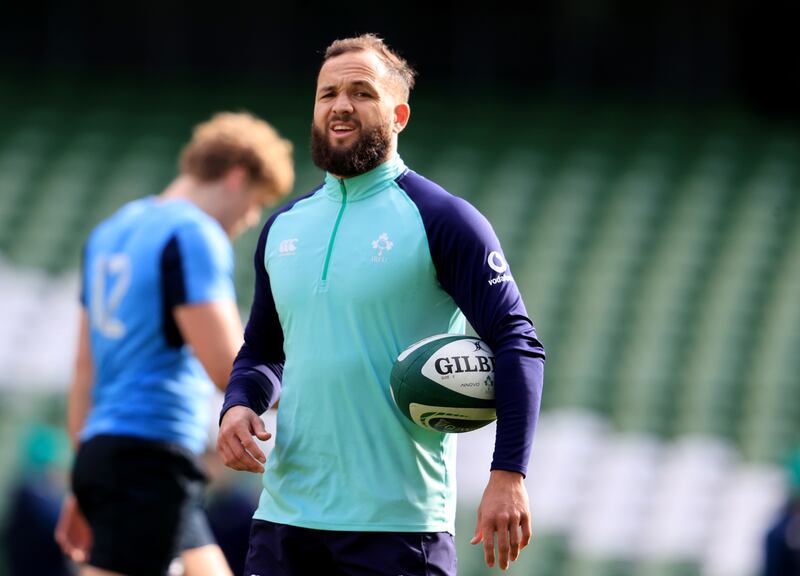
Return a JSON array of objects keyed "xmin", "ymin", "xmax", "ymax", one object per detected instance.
[{"xmin": 217, "ymin": 34, "xmax": 546, "ymax": 576}]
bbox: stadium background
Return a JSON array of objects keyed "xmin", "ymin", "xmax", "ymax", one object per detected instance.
[{"xmin": 1, "ymin": 1, "xmax": 799, "ymax": 574}]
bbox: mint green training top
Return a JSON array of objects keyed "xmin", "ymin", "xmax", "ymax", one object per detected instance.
[{"xmin": 222, "ymin": 155, "xmax": 545, "ymax": 533}]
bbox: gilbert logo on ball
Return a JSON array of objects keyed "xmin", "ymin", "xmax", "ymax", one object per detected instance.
[{"xmin": 390, "ymin": 334, "xmax": 497, "ymax": 433}]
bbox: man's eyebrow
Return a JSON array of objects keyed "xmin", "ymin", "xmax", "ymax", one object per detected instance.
[{"xmin": 350, "ymin": 80, "xmax": 377, "ymax": 90}]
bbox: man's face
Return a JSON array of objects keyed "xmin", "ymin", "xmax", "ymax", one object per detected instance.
[{"xmin": 311, "ymin": 50, "xmax": 399, "ymax": 177}]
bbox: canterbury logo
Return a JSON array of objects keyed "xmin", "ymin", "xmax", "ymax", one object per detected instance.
[{"xmin": 278, "ymin": 238, "xmax": 298, "ymax": 255}]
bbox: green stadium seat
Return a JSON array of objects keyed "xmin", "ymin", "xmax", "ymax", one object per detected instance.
[
  {"xmin": 424, "ymin": 146, "xmax": 487, "ymax": 203},
  {"xmin": 614, "ymin": 150, "xmax": 736, "ymax": 437},
  {"xmin": 677, "ymin": 154, "xmax": 794, "ymax": 441}
]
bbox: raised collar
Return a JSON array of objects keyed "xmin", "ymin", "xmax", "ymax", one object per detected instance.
[{"xmin": 322, "ymin": 155, "xmax": 407, "ymax": 202}]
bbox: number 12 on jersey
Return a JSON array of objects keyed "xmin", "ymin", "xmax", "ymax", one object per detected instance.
[{"xmin": 90, "ymin": 253, "xmax": 132, "ymax": 339}]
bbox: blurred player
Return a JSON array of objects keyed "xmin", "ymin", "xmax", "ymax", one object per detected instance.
[
  {"xmin": 55, "ymin": 112, "xmax": 294, "ymax": 576},
  {"xmin": 763, "ymin": 449, "xmax": 800, "ymax": 576},
  {"xmin": 1, "ymin": 425, "xmax": 71, "ymax": 576},
  {"xmin": 217, "ymin": 34, "xmax": 545, "ymax": 574}
]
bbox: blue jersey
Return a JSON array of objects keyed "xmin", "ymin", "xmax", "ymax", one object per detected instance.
[
  {"xmin": 81, "ymin": 197, "xmax": 236, "ymax": 454},
  {"xmin": 222, "ymin": 156, "xmax": 545, "ymax": 532}
]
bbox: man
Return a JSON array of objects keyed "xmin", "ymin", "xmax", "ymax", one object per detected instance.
[
  {"xmin": 55, "ymin": 112, "xmax": 294, "ymax": 576},
  {"xmin": 218, "ymin": 34, "xmax": 545, "ymax": 575}
]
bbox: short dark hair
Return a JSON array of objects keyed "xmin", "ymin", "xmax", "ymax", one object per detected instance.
[{"xmin": 323, "ymin": 33, "xmax": 416, "ymax": 100}]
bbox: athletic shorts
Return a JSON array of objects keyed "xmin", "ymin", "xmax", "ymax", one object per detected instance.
[
  {"xmin": 244, "ymin": 519, "xmax": 457, "ymax": 576},
  {"xmin": 72, "ymin": 434, "xmax": 215, "ymax": 576}
]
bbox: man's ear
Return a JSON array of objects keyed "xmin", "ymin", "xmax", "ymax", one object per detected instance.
[
  {"xmin": 393, "ymin": 103, "xmax": 411, "ymax": 134},
  {"xmin": 223, "ymin": 166, "xmax": 248, "ymax": 192}
]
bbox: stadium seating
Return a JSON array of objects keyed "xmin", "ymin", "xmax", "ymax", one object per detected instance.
[{"xmin": 0, "ymin": 80, "xmax": 798, "ymax": 576}]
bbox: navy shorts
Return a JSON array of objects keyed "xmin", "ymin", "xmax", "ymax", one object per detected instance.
[
  {"xmin": 244, "ymin": 519, "xmax": 457, "ymax": 576},
  {"xmin": 72, "ymin": 435, "xmax": 215, "ymax": 576}
]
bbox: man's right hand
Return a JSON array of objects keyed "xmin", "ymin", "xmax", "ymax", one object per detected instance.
[{"xmin": 217, "ymin": 405, "xmax": 271, "ymax": 473}]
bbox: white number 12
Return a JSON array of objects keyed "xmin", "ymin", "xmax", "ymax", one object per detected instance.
[{"xmin": 90, "ymin": 253, "xmax": 132, "ymax": 339}]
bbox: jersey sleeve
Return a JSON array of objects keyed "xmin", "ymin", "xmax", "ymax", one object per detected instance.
[
  {"xmin": 398, "ymin": 171, "xmax": 546, "ymax": 476},
  {"xmin": 220, "ymin": 215, "xmax": 285, "ymax": 418},
  {"xmin": 171, "ymin": 220, "xmax": 236, "ymax": 305}
]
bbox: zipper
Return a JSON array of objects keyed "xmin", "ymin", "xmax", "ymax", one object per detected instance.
[{"xmin": 321, "ymin": 179, "xmax": 347, "ymax": 286}]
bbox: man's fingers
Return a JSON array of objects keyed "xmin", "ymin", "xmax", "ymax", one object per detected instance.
[
  {"xmin": 233, "ymin": 422, "xmax": 267, "ymax": 471},
  {"xmin": 477, "ymin": 513, "xmax": 529, "ymax": 569},
  {"xmin": 252, "ymin": 416, "xmax": 272, "ymax": 441},
  {"xmin": 231, "ymin": 438, "xmax": 265, "ymax": 473},
  {"xmin": 496, "ymin": 520, "xmax": 511, "ymax": 570},
  {"xmin": 509, "ymin": 523, "xmax": 521, "ymax": 561},
  {"xmin": 521, "ymin": 512, "xmax": 532, "ymax": 549},
  {"xmin": 237, "ymin": 428, "xmax": 267, "ymax": 464},
  {"xmin": 69, "ymin": 548, "xmax": 87, "ymax": 563},
  {"xmin": 473, "ymin": 470, "xmax": 531, "ymax": 569},
  {"xmin": 217, "ymin": 440, "xmax": 239, "ymax": 469},
  {"xmin": 217, "ymin": 408, "xmax": 271, "ymax": 472},
  {"xmin": 218, "ymin": 434, "xmax": 264, "ymax": 473},
  {"xmin": 55, "ymin": 529, "xmax": 88, "ymax": 563},
  {"xmin": 482, "ymin": 527, "xmax": 495, "ymax": 568},
  {"xmin": 470, "ymin": 508, "xmax": 483, "ymax": 545}
]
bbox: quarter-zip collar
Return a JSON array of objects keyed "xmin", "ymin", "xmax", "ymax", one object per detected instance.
[{"xmin": 323, "ymin": 155, "xmax": 407, "ymax": 202}]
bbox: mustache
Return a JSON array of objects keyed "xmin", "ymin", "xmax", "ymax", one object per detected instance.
[{"xmin": 329, "ymin": 114, "xmax": 360, "ymax": 127}]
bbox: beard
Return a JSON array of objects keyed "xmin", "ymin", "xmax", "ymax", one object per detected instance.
[{"xmin": 310, "ymin": 119, "xmax": 392, "ymax": 177}]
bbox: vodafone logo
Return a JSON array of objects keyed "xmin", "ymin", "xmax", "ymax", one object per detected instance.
[
  {"xmin": 487, "ymin": 251, "xmax": 508, "ymax": 273},
  {"xmin": 487, "ymin": 250, "xmax": 514, "ymax": 286}
]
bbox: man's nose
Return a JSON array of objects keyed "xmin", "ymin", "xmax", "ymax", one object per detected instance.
[{"xmin": 332, "ymin": 93, "xmax": 354, "ymax": 114}]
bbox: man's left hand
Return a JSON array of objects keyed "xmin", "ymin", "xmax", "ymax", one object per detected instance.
[
  {"xmin": 55, "ymin": 493, "xmax": 92, "ymax": 564},
  {"xmin": 470, "ymin": 469, "xmax": 531, "ymax": 570}
]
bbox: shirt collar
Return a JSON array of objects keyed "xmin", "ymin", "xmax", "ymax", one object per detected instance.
[{"xmin": 323, "ymin": 155, "xmax": 407, "ymax": 201}]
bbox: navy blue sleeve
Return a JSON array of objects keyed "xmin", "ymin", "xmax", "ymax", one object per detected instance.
[
  {"xmin": 161, "ymin": 235, "xmax": 187, "ymax": 348},
  {"xmin": 398, "ymin": 170, "xmax": 545, "ymax": 476},
  {"xmin": 220, "ymin": 214, "xmax": 285, "ymax": 419}
]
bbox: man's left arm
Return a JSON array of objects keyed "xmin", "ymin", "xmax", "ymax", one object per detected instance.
[
  {"xmin": 67, "ymin": 310, "xmax": 94, "ymax": 447},
  {"xmin": 425, "ymin": 196, "xmax": 545, "ymax": 570},
  {"xmin": 57, "ymin": 309, "xmax": 94, "ymax": 563}
]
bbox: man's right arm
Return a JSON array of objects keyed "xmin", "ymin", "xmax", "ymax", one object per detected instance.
[
  {"xmin": 221, "ymin": 216, "xmax": 285, "ymax": 416},
  {"xmin": 218, "ymin": 217, "xmax": 285, "ymax": 472}
]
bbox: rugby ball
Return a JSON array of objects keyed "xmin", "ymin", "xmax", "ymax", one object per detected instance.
[{"xmin": 390, "ymin": 334, "xmax": 496, "ymax": 433}]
